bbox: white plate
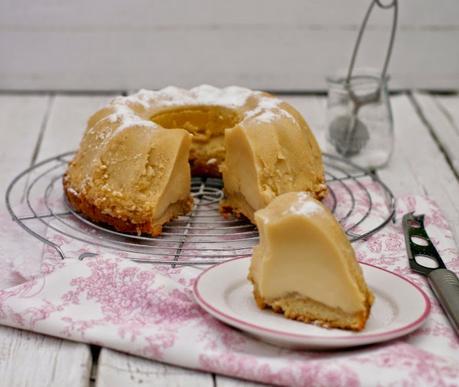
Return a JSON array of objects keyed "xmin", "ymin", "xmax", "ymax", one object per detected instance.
[{"xmin": 193, "ymin": 257, "xmax": 431, "ymax": 349}]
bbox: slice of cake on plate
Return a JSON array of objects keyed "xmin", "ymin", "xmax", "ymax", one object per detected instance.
[{"xmin": 248, "ymin": 191, "xmax": 374, "ymax": 331}]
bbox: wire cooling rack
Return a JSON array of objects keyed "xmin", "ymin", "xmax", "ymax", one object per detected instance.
[{"xmin": 6, "ymin": 151, "xmax": 395, "ymax": 265}]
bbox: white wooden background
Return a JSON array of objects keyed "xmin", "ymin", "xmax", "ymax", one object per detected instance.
[{"xmin": 1, "ymin": 0, "xmax": 459, "ymax": 91}]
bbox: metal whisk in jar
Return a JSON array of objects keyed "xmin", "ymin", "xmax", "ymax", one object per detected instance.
[{"xmin": 325, "ymin": 0, "xmax": 398, "ymax": 169}]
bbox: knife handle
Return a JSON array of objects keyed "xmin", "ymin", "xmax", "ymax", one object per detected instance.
[{"xmin": 428, "ymin": 269, "xmax": 459, "ymax": 336}]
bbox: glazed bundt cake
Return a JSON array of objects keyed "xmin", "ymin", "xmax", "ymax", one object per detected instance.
[
  {"xmin": 64, "ymin": 85, "xmax": 326, "ymax": 235},
  {"xmin": 248, "ymin": 192, "xmax": 374, "ymax": 331}
]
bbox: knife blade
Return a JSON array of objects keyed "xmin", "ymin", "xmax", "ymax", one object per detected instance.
[{"xmin": 402, "ymin": 212, "xmax": 459, "ymax": 336}]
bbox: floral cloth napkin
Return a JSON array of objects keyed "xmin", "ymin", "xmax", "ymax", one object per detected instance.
[{"xmin": 0, "ymin": 194, "xmax": 458, "ymax": 386}]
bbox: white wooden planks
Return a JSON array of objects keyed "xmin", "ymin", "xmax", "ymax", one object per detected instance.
[
  {"xmin": 381, "ymin": 94, "xmax": 459, "ymax": 243},
  {"xmin": 436, "ymin": 95, "xmax": 459, "ymax": 133},
  {"xmin": 95, "ymin": 349, "xmax": 213, "ymax": 387},
  {"xmin": 0, "ymin": 327, "xmax": 92, "ymax": 387},
  {"xmin": 0, "ymin": 95, "xmax": 50, "ymax": 190},
  {"xmin": 0, "ymin": 94, "xmax": 92, "ymax": 387},
  {"xmin": 0, "ymin": 94, "xmax": 51, "ymax": 288},
  {"xmin": 38, "ymin": 94, "xmax": 116, "ymax": 160},
  {"xmin": 411, "ymin": 92, "xmax": 459, "ymax": 176},
  {"xmin": 1, "ymin": 0, "xmax": 459, "ymax": 91}
]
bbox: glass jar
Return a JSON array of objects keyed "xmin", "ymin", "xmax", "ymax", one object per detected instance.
[{"xmin": 325, "ymin": 69, "xmax": 394, "ymax": 169}]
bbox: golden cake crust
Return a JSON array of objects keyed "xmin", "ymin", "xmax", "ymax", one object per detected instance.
[{"xmin": 63, "ymin": 174, "xmax": 193, "ymax": 236}]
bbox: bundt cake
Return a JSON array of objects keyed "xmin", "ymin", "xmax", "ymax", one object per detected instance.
[
  {"xmin": 248, "ymin": 192, "xmax": 374, "ymax": 331},
  {"xmin": 64, "ymin": 85, "xmax": 326, "ymax": 235}
]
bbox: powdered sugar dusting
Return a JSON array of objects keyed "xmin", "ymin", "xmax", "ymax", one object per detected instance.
[
  {"xmin": 287, "ymin": 192, "xmax": 323, "ymax": 216},
  {"xmin": 244, "ymin": 94, "xmax": 294, "ymax": 124},
  {"xmin": 119, "ymin": 85, "xmax": 252, "ymax": 110},
  {"xmin": 106, "ymin": 105, "xmax": 156, "ymax": 135},
  {"xmin": 155, "ymin": 84, "xmax": 252, "ymax": 108},
  {"xmin": 254, "ymin": 110, "xmax": 277, "ymax": 123},
  {"xmin": 193, "ymin": 85, "xmax": 252, "ymax": 107},
  {"xmin": 93, "ymin": 85, "xmax": 295, "ymax": 134}
]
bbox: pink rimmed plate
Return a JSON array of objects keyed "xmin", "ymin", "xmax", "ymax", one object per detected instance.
[{"xmin": 193, "ymin": 257, "xmax": 431, "ymax": 349}]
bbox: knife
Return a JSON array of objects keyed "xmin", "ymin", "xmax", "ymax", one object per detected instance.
[{"xmin": 402, "ymin": 212, "xmax": 459, "ymax": 336}]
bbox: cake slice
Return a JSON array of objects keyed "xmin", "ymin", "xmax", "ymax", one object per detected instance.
[{"xmin": 248, "ymin": 192, "xmax": 374, "ymax": 331}]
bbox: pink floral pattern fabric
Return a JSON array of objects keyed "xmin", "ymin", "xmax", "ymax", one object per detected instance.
[{"xmin": 0, "ymin": 195, "xmax": 458, "ymax": 386}]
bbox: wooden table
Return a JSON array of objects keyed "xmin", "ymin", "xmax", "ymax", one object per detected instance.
[{"xmin": 0, "ymin": 91, "xmax": 458, "ymax": 386}]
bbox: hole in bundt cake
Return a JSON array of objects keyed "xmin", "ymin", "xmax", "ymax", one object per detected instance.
[{"xmin": 150, "ymin": 106, "xmax": 241, "ymax": 177}]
